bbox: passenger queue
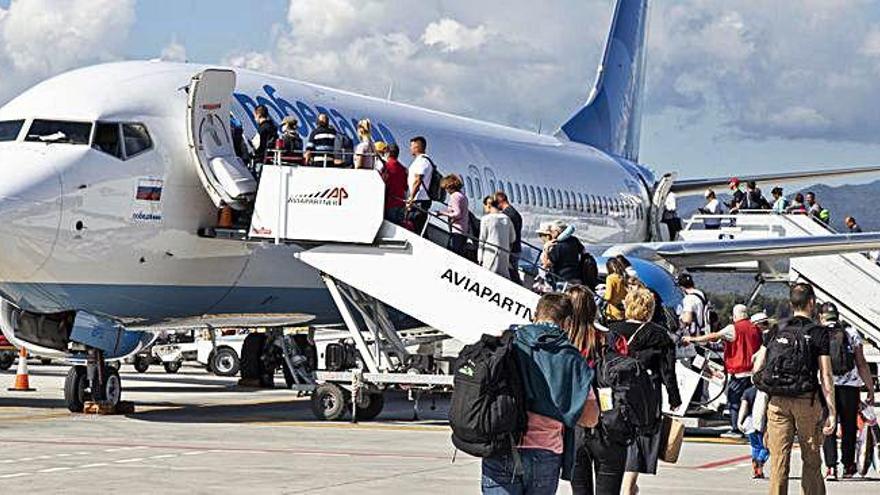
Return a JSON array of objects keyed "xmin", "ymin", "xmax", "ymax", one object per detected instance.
[{"xmin": 239, "ymin": 105, "xmax": 877, "ymax": 495}]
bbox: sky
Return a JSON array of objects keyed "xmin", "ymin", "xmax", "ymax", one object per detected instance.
[{"xmin": 1, "ymin": 0, "xmax": 879, "ymax": 181}]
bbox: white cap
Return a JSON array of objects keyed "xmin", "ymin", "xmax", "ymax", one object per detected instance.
[
  {"xmin": 625, "ymin": 267, "xmax": 638, "ymax": 279},
  {"xmin": 750, "ymin": 311, "xmax": 768, "ymax": 324},
  {"xmin": 704, "ymin": 189, "xmax": 714, "ymax": 198}
]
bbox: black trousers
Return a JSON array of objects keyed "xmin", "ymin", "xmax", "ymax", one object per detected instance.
[
  {"xmin": 571, "ymin": 427, "xmax": 628, "ymax": 495},
  {"xmin": 822, "ymin": 385, "xmax": 861, "ymax": 469}
]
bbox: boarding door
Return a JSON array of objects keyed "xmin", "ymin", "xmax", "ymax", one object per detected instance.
[
  {"xmin": 187, "ymin": 69, "xmax": 256, "ymax": 210},
  {"xmin": 650, "ymin": 173, "xmax": 676, "ymax": 241}
]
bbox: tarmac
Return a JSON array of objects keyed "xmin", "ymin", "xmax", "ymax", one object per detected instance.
[{"xmin": 0, "ymin": 363, "xmax": 877, "ymax": 494}]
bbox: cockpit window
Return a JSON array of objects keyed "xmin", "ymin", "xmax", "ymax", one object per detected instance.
[
  {"xmin": 93, "ymin": 122, "xmax": 123, "ymax": 159},
  {"xmin": 25, "ymin": 120, "xmax": 92, "ymax": 145},
  {"xmin": 122, "ymin": 123, "xmax": 152, "ymax": 158},
  {"xmin": 0, "ymin": 120, "xmax": 24, "ymax": 142}
]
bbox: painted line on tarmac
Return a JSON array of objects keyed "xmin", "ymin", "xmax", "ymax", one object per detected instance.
[
  {"xmin": 683, "ymin": 436, "xmax": 748, "ymax": 446},
  {"xmin": 246, "ymin": 420, "xmax": 448, "ymax": 432},
  {"xmin": 694, "ymin": 454, "xmax": 753, "ymax": 469},
  {"xmin": 0, "ymin": 438, "xmax": 452, "ymax": 461}
]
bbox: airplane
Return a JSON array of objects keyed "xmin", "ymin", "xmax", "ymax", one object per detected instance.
[{"xmin": 2, "ymin": 0, "xmax": 880, "ymax": 412}]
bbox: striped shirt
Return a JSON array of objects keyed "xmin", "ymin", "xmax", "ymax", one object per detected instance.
[{"xmin": 306, "ymin": 125, "xmax": 338, "ymax": 166}]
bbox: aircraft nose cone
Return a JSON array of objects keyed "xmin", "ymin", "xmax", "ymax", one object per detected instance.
[{"xmin": 0, "ymin": 147, "xmax": 63, "ymax": 282}]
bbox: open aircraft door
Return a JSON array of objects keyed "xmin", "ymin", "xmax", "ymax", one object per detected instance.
[
  {"xmin": 650, "ymin": 173, "xmax": 676, "ymax": 241},
  {"xmin": 186, "ymin": 69, "xmax": 257, "ymax": 211}
]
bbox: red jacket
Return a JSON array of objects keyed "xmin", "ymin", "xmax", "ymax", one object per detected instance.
[{"xmin": 724, "ymin": 319, "xmax": 763, "ymax": 375}]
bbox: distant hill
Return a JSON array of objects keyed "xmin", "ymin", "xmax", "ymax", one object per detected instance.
[{"xmin": 677, "ymin": 179, "xmax": 880, "ymax": 232}]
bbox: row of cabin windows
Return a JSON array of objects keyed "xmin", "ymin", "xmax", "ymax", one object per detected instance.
[{"xmin": 463, "ymin": 174, "xmax": 644, "ymax": 220}]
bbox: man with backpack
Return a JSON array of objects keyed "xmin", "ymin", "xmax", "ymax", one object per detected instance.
[
  {"xmin": 450, "ymin": 293, "xmax": 597, "ymax": 495},
  {"xmin": 684, "ymin": 304, "xmax": 764, "ymax": 439},
  {"xmin": 406, "ymin": 136, "xmax": 441, "ymax": 234},
  {"xmin": 753, "ymin": 283, "xmax": 837, "ymax": 495},
  {"xmin": 818, "ymin": 302, "xmax": 875, "ymax": 480}
]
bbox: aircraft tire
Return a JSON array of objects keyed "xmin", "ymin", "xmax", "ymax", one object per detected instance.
[
  {"xmin": 64, "ymin": 366, "xmax": 89, "ymax": 413},
  {"xmin": 240, "ymin": 333, "xmax": 266, "ymax": 381},
  {"xmin": 102, "ymin": 367, "xmax": 122, "ymax": 407},
  {"xmin": 133, "ymin": 355, "xmax": 150, "ymax": 373},
  {"xmin": 163, "ymin": 361, "xmax": 181, "ymax": 374},
  {"xmin": 356, "ymin": 392, "xmax": 385, "ymax": 421},
  {"xmin": 210, "ymin": 347, "xmax": 240, "ymax": 377},
  {"xmin": 311, "ymin": 383, "xmax": 349, "ymax": 421},
  {"xmin": 0, "ymin": 352, "xmax": 14, "ymax": 370}
]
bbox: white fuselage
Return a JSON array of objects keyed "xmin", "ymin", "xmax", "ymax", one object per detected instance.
[{"xmin": 0, "ymin": 62, "xmax": 652, "ymax": 323}]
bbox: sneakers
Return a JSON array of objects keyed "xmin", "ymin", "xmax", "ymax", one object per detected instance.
[
  {"xmin": 752, "ymin": 460, "xmax": 765, "ymax": 479},
  {"xmin": 842, "ymin": 464, "xmax": 857, "ymax": 478},
  {"xmin": 825, "ymin": 466, "xmax": 838, "ymax": 481},
  {"xmin": 721, "ymin": 430, "xmax": 744, "ymax": 440}
]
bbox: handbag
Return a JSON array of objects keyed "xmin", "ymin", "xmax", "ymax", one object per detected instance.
[{"xmin": 659, "ymin": 414, "xmax": 684, "ymax": 464}]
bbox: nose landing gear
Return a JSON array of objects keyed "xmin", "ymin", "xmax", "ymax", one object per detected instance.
[{"xmin": 63, "ymin": 347, "xmax": 127, "ymax": 414}]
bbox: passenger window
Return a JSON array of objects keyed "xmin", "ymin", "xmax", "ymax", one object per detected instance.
[
  {"xmin": 122, "ymin": 123, "xmax": 152, "ymax": 157},
  {"xmin": 466, "ymin": 176, "xmax": 475, "ymax": 199},
  {"xmin": 515, "ymin": 183, "xmax": 522, "ymax": 204},
  {"xmin": 577, "ymin": 194, "xmax": 584, "ymax": 212},
  {"xmin": 25, "ymin": 120, "xmax": 92, "ymax": 144},
  {"xmin": 0, "ymin": 120, "xmax": 24, "ymax": 142},
  {"xmin": 93, "ymin": 122, "xmax": 123, "ymax": 159},
  {"xmin": 563, "ymin": 191, "xmax": 570, "ymax": 210},
  {"xmin": 474, "ymin": 178, "xmax": 484, "ymax": 198},
  {"xmin": 549, "ymin": 189, "xmax": 557, "ymax": 209},
  {"xmin": 529, "ymin": 186, "xmax": 536, "ymax": 206},
  {"xmin": 556, "ymin": 190, "xmax": 563, "ymax": 209},
  {"xmin": 538, "ymin": 187, "xmax": 545, "ymax": 207}
]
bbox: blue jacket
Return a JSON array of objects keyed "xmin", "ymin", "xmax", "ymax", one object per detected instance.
[{"xmin": 513, "ymin": 322, "xmax": 594, "ymax": 479}]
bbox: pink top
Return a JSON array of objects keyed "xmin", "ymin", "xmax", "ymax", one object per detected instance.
[
  {"xmin": 519, "ymin": 412, "xmax": 564, "ymax": 454},
  {"xmin": 439, "ymin": 191, "xmax": 469, "ymax": 234}
]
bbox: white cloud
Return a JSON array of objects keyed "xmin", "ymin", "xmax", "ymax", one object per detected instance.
[
  {"xmin": 422, "ymin": 19, "xmax": 489, "ymax": 53},
  {"xmin": 223, "ymin": 0, "xmax": 880, "ymax": 144},
  {"xmin": 0, "ymin": 0, "xmax": 135, "ymax": 103},
  {"xmin": 160, "ymin": 39, "xmax": 188, "ymax": 63}
]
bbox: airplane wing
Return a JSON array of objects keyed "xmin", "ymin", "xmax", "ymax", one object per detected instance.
[
  {"xmin": 604, "ymin": 232, "xmax": 880, "ymax": 269},
  {"xmin": 670, "ymin": 165, "xmax": 880, "ymax": 196}
]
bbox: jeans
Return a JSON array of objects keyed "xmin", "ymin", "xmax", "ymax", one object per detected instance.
[
  {"xmin": 748, "ymin": 431, "xmax": 769, "ymax": 464},
  {"xmin": 726, "ymin": 376, "xmax": 751, "ymax": 433},
  {"xmin": 408, "ymin": 200, "xmax": 432, "ymax": 235},
  {"xmin": 822, "ymin": 385, "xmax": 861, "ymax": 469},
  {"xmin": 767, "ymin": 394, "xmax": 826, "ymax": 495},
  {"xmin": 448, "ymin": 233, "xmax": 468, "ymax": 258},
  {"xmin": 481, "ymin": 449, "xmax": 561, "ymax": 495},
  {"xmin": 571, "ymin": 427, "xmax": 627, "ymax": 495},
  {"xmin": 385, "ymin": 206, "xmax": 405, "ymax": 226}
]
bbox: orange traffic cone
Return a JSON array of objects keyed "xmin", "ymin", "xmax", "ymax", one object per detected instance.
[{"xmin": 8, "ymin": 348, "xmax": 35, "ymax": 392}]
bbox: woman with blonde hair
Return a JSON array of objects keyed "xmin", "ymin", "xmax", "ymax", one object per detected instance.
[
  {"xmin": 609, "ymin": 287, "xmax": 682, "ymax": 495},
  {"xmin": 564, "ymin": 285, "xmax": 627, "ymax": 494},
  {"xmin": 353, "ymin": 118, "xmax": 375, "ymax": 169},
  {"xmin": 437, "ymin": 174, "xmax": 470, "ymax": 257},
  {"xmin": 603, "ymin": 258, "xmax": 627, "ymax": 321}
]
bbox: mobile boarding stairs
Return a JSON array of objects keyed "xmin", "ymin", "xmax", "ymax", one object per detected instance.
[
  {"xmin": 680, "ymin": 212, "xmax": 880, "ymax": 350},
  {"xmin": 217, "ymin": 165, "xmax": 541, "ymax": 420}
]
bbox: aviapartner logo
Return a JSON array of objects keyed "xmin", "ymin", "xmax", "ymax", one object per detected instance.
[{"xmin": 288, "ymin": 187, "xmax": 349, "ymax": 206}]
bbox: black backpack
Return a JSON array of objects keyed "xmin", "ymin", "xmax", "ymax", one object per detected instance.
[
  {"xmin": 754, "ymin": 319, "xmax": 817, "ymax": 396},
  {"xmin": 421, "ymin": 156, "xmax": 447, "ymax": 203},
  {"xmin": 828, "ymin": 324, "xmax": 855, "ymax": 376},
  {"xmin": 594, "ymin": 325, "xmax": 661, "ymax": 444},
  {"xmin": 449, "ymin": 328, "xmax": 527, "ymax": 457}
]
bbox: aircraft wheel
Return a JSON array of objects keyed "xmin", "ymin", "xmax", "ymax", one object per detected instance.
[
  {"xmin": 64, "ymin": 366, "xmax": 89, "ymax": 413},
  {"xmin": 311, "ymin": 383, "xmax": 349, "ymax": 421},
  {"xmin": 210, "ymin": 348, "xmax": 240, "ymax": 377},
  {"xmin": 0, "ymin": 352, "xmax": 14, "ymax": 370},
  {"xmin": 240, "ymin": 333, "xmax": 266, "ymax": 380},
  {"xmin": 356, "ymin": 392, "xmax": 385, "ymax": 421},
  {"xmin": 133, "ymin": 355, "xmax": 150, "ymax": 373},
  {"xmin": 163, "ymin": 361, "xmax": 181, "ymax": 374},
  {"xmin": 106, "ymin": 360, "xmax": 121, "ymax": 371},
  {"xmin": 102, "ymin": 367, "xmax": 122, "ymax": 408}
]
